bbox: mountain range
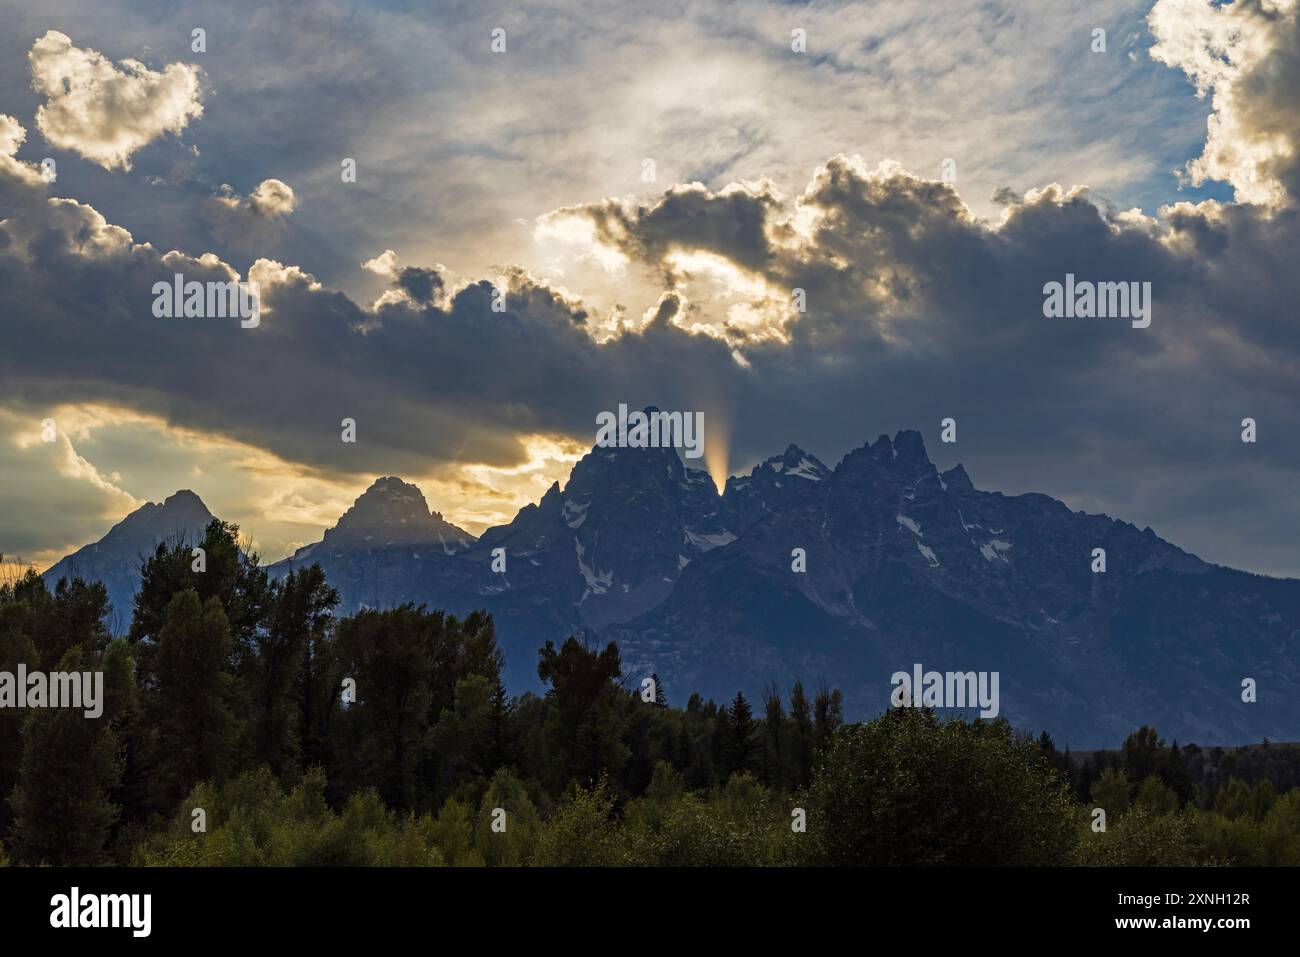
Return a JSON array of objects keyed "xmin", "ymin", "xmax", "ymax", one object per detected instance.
[{"xmin": 42, "ymin": 429, "xmax": 1299, "ymax": 747}]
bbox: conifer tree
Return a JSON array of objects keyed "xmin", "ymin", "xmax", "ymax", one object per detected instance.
[
  {"xmin": 727, "ymin": 691, "xmax": 758, "ymax": 778},
  {"xmin": 650, "ymin": 672, "xmax": 668, "ymax": 708}
]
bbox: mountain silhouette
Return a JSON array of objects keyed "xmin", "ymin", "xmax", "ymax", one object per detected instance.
[
  {"xmin": 267, "ymin": 476, "xmax": 475, "ymax": 609},
  {"xmin": 42, "ymin": 489, "xmax": 214, "ymax": 630}
]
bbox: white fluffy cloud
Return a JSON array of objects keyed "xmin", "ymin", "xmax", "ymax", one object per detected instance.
[
  {"xmin": 0, "ymin": 113, "xmax": 45, "ymax": 187},
  {"xmin": 1149, "ymin": 0, "xmax": 1300, "ymax": 206},
  {"xmin": 28, "ymin": 30, "xmax": 203, "ymax": 171},
  {"xmin": 202, "ymin": 178, "xmax": 297, "ymax": 249}
]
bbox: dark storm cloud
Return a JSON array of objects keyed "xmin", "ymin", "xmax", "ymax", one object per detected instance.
[
  {"xmin": 551, "ymin": 179, "xmax": 783, "ymax": 277},
  {"xmin": 394, "ymin": 265, "xmax": 444, "ymax": 306}
]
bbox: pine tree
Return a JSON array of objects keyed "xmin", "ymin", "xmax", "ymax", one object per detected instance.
[
  {"xmin": 650, "ymin": 671, "xmax": 668, "ymax": 708},
  {"xmin": 727, "ymin": 691, "xmax": 758, "ymax": 778}
]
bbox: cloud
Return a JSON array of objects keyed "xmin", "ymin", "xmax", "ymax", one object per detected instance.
[
  {"xmin": 361, "ymin": 249, "xmax": 446, "ymax": 307},
  {"xmin": 1148, "ymin": 0, "xmax": 1300, "ymax": 206},
  {"xmin": 0, "ymin": 114, "xmax": 46, "ymax": 187},
  {"xmin": 28, "ymin": 30, "xmax": 203, "ymax": 171},
  {"xmin": 202, "ymin": 178, "xmax": 297, "ymax": 250},
  {"xmin": 0, "ymin": 405, "xmax": 140, "ymax": 568}
]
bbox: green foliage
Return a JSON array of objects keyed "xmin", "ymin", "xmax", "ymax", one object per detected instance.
[
  {"xmin": 251, "ymin": 565, "xmax": 338, "ymax": 778},
  {"xmin": 713, "ymin": 691, "xmax": 758, "ymax": 782},
  {"xmin": 10, "ymin": 647, "xmax": 123, "ymax": 865},
  {"xmin": 135, "ymin": 767, "xmax": 448, "ymax": 866},
  {"xmin": 474, "ymin": 768, "xmax": 540, "ymax": 866},
  {"xmin": 149, "ymin": 590, "xmax": 238, "ymax": 810},
  {"xmin": 1259, "ymin": 790, "xmax": 1300, "ymax": 864},
  {"xmin": 1212, "ymin": 776, "xmax": 1275, "ymax": 822},
  {"xmin": 1134, "ymin": 776, "xmax": 1179, "ymax": 815},
  {"xmin": 805, "ymin": 709, "xmax": 1077, "ymax": 865},
  {"xmin": 1076, "ymin": 807, "xmax": 1194, "ymax": 866},
  {"xmin": 432, "ymin": 675, "xmax": 498, "ymax": 788},
  {"xmin": 130, "ymin": 519, "xmax": 270, "ymax": 657},
  {"xmin": 536, "ymin": 638, "xmax": 629, "ymax": 790},
  {"xmin": 529, "ymin": 778, "xmax": 621, "ymax": 866},
  {"xmin": 1185, "ymin": 805, "xmax": 1267, "ymax": 865},
  {"xmin": 425, "ymin": 797, "xmax": 484, "ymax": 866},
  {"xmin": 1089, "ymin": 767, "xmax": 1131, "ymax": 818},
  {"xmin": 0, "ymin": 600, "xmax": 38, "ymax": 832},
  {"xmin": 624, "ymin": 771, "xmax": 798, "ymax": 866}
]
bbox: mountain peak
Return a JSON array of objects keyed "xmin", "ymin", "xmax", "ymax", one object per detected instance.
[
  {"xmin": 322, "ymin": 477, "xmax": 474, "ymax": 550},
  {"xmin": 42, "ymin": 489, "xmax": 217, "ymax": 629},
  {"xmin": 940, "ymin": 463, "xmax": 974, "ymax": 492},
  {"xmin": 892, "ymin": 429, "xmax": 929, "ymax": 464},
  {"xmin": 117, "ymin": 489, "xmax": 214, "ymax": 537},
  {"xmin": 760, "ymin": 444, "xmax": 829, "ymax": 481},
  {"xmin": 163, "ymin": 488, "xmax": 204, "ymax": 505}
]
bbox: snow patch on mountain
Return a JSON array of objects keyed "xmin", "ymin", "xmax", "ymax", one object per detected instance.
[
  {"xmin": 685, "ymin": 529, "xmax": 737, "ymax": 551},
  {"xmin": 575, "ymin": 539, "xmax": 613, "ymax": 601},
  {"xmin": 563, "ymin": 500, "xmax": 590, "ymax": 529},
  {"xmin": 896, "ymin": 514, "xmax": 922, "ymax": 536}
]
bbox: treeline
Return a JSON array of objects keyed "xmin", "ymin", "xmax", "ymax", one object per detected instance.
[
  {"xmin": 1041, "ymin": 728, "xmax": 1300, "ymax": 865},
  {"xmin": 0, "ymin": 518, "xmax": 1297, "ymax": 866}
]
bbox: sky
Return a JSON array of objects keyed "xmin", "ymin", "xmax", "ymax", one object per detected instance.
[{"xmin": 1, "ymin": 0, "xmax": 1298, "ymax": 579}]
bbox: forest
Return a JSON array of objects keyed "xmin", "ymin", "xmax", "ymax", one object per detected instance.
[{"xmin": 1, "ymin": 519, "xmax": 1298, "ymax": 867}]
